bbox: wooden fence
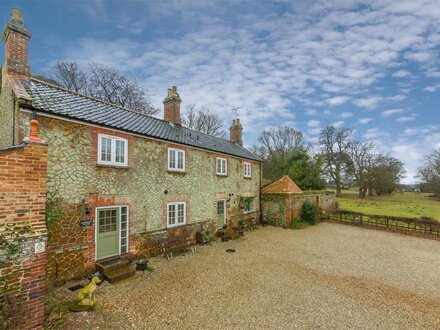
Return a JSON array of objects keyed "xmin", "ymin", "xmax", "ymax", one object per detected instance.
[{"xmin": 320, "ymin": 210, "xmax": 440, "ymax": 237}]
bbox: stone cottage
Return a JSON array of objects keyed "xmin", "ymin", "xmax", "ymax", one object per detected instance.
[{"xmin": 0, "ymin": 9, "xmax": 261, "ymax": 281}]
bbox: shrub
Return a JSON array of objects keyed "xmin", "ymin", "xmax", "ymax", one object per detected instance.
[{"xmin": 301, "ymin": 201, "xmax": 318, "ymax": 225}]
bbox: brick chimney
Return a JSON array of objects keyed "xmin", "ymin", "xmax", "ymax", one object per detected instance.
[
  {"xmin": 229, "ymin": 118, "xmax": 243, "ymax": 146},
  {"xmin": 163, "ymin": 86, "xmax": 182, "ymax": 125},
  {"xmin": 2, "ymin": 8, "xmax": 31, "ymax": 81}
]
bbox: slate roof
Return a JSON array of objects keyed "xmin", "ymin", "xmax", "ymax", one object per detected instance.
[{"xmin": 22, "ymin": 79, "xmax": 261, "ymax": 162}]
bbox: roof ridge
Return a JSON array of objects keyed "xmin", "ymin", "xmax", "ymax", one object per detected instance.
[{"xmin": 30, "ymin": 77, "xmax": 163, "ymax": 120}]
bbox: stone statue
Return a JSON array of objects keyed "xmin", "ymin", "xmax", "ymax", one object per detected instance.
[{"xmin": 77, "ymin": 276, "xmax": 101, "ymax": 306}]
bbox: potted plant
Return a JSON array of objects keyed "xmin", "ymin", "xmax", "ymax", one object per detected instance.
[
  {"xmin": 196, "ymin": 230, "xmax": 213, "ymax": 244},
  {"xmin": 135, "ymin": 259, "xmax": 148, "ymax": 271},
  {"xmin": 218, "ymin": 225, "xmax": 229, "ymax": 242}
]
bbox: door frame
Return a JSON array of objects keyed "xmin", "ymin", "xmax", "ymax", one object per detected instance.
[
  {"xmin": 94, "ymin": 205, "xmax": 129, "ymax": 261},
  {"xmin": 217, "ymin": 200, "xmax": 226, "ymax": 227}
]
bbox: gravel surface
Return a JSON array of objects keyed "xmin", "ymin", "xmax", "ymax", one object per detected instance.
[{"xmin": 56, "ymin": 223, "xmax": 440, "ymax": 329}]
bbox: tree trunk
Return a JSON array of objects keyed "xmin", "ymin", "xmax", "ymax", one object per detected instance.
[
  {"xmin": 336, "ymin": 183, "xmax": 342, "ymax": 197},
  {"xmin": 368, "ymin": 184, "xmax": 373, "ymax": 196}
]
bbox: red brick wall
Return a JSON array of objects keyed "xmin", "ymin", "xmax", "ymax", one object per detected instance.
[
  {"xmin": 0, "ymin": 141, "xmax": 48, "ymax": 329},
  {"xmin": 4, "ymin": 27, "xmax": 31, "ymax": 80}
]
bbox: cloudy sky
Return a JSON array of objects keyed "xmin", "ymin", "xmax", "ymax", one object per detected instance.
[{"xmin": 1, "ymin": 0, "xmax": 439, "ymax": 183}]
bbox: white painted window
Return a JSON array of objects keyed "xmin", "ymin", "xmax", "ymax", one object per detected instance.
[
  {"xmin": 97, "ymin": 134, "xmax": 128, "ymax": 166},
  {"xmin": 216, "ymin": 157, "xmax": 227, "ymax": 176},
  {"xmin": 243, "ymin": 162, "xmax": 252, "ymax": 178},
  {"xmin": 168, "ymin": 148, "xmax": 185, "ymax": 172},
  {"xmin": 243, "ymin": 198, "xmax": 254, "ymax": 213},
  {"xmin": 167, "ymin": 202, "xmax": 186, "ymax": 228}
]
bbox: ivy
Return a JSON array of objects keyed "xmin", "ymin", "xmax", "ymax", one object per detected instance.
[
  {"xmin": 45, "ymin": 192, "xmax": 65, "ymax": 230},
  {"xmin": 239, "ymin": 197, "xmax": 254, "ymax": 210},
  {"xmin": 0, "ymin": 224, "xmax": 31, "ymax": 264}
]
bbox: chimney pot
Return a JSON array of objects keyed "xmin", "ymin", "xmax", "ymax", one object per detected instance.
[
  {"xmin": 11, "ymin": 8, "xmax": 24, "ymax": 21},
  {"xmin": 230, "ymin": 118, "xmax": 243, "ymax": 146},
  {"xmin": 24, "ymin": 119, "xmax": 45, "ymax": 143},
  {"xmin": 163, "ymin": 86, "xmax": 182, "ymax": 125}
]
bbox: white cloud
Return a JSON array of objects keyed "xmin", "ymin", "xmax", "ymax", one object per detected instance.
[
  {"xmin": 396, "ymin": 114, "xmax": 417, "ymax": 122},
  {"xmin": 363, "ymin": 128, "xmax": 388, "ymax": 139},
  {"xmin": 359, "ymin": 117, "xmax": 373, "ymax": 124},
  {"xmin": 305, "ymin": 109, "xmax": 318, "ymax": 116},
  {"xmin": 331, "ymin": 120, "xmax": 344, "ymax": 128},
  {"xmin": 340, "ymin": 112, "xmax": 353, "ymax": 119},
  {"xmin": 387, "ymin": 95, "xmax": 407, "ymax": 102},
  {"xmin": 391, "ymin": 70, "xmax": 411, "ymax": 78},
  {"xmin": 307, "ymin": 119, "xmax": 321, "ymax": 127},
  {"xmin": 424, "ymin": 84, "xmax": 440, "ymax": 92},
  {"xmin": 326, "ymin": 96, "xmax": 350, "ymax": 106},
  {"xmin": 381, "ymin": 109, "xmax": 405, "ymax": 117},
  {"xmin": 353, "ymin": 96, "xmax": 382, "ymax": 109}
]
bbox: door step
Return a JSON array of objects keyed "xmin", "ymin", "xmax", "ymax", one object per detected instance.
[
  {"xmin": 105, "ymin": 267, "xmax": 136, "ymax": 283},
  {"xmin": 95, "ymin": 257, "xmax": 135, "ymax": 283}
]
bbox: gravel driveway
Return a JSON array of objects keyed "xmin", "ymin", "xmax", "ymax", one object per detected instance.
[{"xmin": 58, "ymin": 223, "xmax": 440, "ymax": 329}]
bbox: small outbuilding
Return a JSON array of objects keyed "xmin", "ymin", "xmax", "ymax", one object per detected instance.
[{"xmin": 261, "ymin": 176, "xmax": 335, "ymax": 226}]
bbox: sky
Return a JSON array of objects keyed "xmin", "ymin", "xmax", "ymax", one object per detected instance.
[{"xmin": 1, "ymin": 0, "xmax": 439, "ymax": 184}]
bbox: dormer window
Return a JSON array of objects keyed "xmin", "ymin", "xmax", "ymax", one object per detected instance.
[
  {"xmin": 168, "ymin": 147, "xmax": 185, "ymax": 172},
  {"xmin": 98, "ymin": 134, "xmax": 128, "ymax": 167},
  {"xmin": 243, "ymin": 162, "xmax": 251, "ymax": 178},
  {"xmin": 216, "ymin": 157, "xmax": 227, "ymax": 176}
]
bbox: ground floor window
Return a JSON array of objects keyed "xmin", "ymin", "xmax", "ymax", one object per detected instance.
[
  {"xmin": 240, "ymin": 197, "xmax": 254, "ymax": 213},
  {"xmin": 167, "ymin": 202, "xmax": 186, "ymax": 228}
]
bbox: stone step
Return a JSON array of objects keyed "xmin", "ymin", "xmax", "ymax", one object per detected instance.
[
  {"xmin": 104, "ymin": 266, "xmax": 136, "ymax": 283},
  {"xmin": 95, "ymin": 257, "xmax": 130, "ymax": 275}
]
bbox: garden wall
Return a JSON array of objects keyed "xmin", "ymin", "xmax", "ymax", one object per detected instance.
[
  {"xmin": 262, "ymin": 191, "xmax": 336, "ymax": 227},
  {"xmin": 0, "ymin": 139, "xmax": 48, "ymax": 329}
]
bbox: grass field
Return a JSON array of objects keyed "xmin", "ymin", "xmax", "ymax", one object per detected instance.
[{"xmin": 336, "ymin": 190, "xmax": 440, "ymax": 220}]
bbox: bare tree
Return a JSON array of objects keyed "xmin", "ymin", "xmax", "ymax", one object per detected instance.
[
  {"xmin": 319, "ymin": 126, "xmax": 352, "ymax": 197},
  {"xmin": 52, "ymin": 62, "xmax": 158, "ymax": 116},
  {"xmin": 252, "ymin": 126, "xmax": 305, "ymax": 181},
  {"xmin": 182, "ymin": 104, "xmax": 226, "ymax": 137},
  {"xmin": 256, "ymin": 126, "xmax": 304, "ymax": 160},
  {"xmin": 418, "ymin": 148, "xmax": 440, "ymax": 196},
  {"xmin": 53, "ymin": 62, "xmax": 88, "ymax": 93},
  {"xmin": 87, "ymin": 63, "xmax": 158, "ymax": 115},
  {"xmin": 346, "ymin": 140, "xmax": 375, "ymax": 198}
]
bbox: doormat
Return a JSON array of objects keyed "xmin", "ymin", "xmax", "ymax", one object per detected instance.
[{"xmin": 68, "ymin": 284, "xmax": 84, "ymax": 292}]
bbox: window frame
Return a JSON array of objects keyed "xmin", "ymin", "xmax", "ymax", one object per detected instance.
[
  {"xmin": 94, "ymin": 205, "xmax": 129, "ymax": 260},
  {"xmin": 167, "ymin": 147, "xmax": 186, "ymax": 172},
  {"xmin": 243, "ymin": 162, "xmax": 252, "ymax": 178},
  {"xmin": 167, "ymin": 202, "xmax": 187, "ymax": 228},
  {"xmin": 97, "ymin": 134, "xmax": 128, "ymax": 167},
  {"xmin": 216, "ymin": 157, "xmax": 228, "ymax": 176}
]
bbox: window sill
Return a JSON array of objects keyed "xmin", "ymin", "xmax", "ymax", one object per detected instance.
[
  {"xmin": 167, "ymin": 223, "xmax": 186, "ymax": 229},
  {"xmin": 243, "ymin": 176, "xmax": 252, "ymax": 179},
  {"xmin": 167, "ymin": 169, "xmax": 186, "ymax": 175},
  {"xmin": 216, "ymin": 173, "xmax": 228, "ymax": 177},
  {"xmin": 96, "ymin": 163, "xmax": 129, "ymax": 169}
]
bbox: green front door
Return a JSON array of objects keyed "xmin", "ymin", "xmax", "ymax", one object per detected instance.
[
  {"xmin": 96, "ymin": 208, "xmax": 119, "ymax": 260},
  {"xmin": 217, "ymin": 200, "xmax": 226, "ymax": 228}
]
